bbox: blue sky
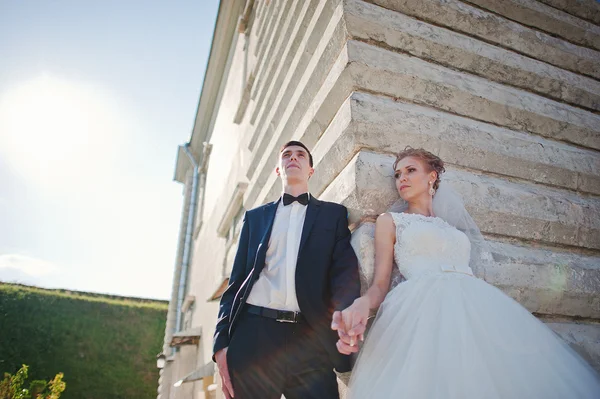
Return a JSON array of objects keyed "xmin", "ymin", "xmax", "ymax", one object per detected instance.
[{"xmin": 0, "ymin": 0, "xmax": 220, "ymax": 300}]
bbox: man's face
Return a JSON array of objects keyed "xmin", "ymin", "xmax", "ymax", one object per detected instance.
[{"xmin": 276, "ymin": 145, "xmax": 314, "ymax": 184}]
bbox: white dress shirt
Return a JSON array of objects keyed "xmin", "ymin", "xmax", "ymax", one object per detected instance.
[{"xmin": 246, "ymin": 196, "xmax": 309, "ymax": 312}]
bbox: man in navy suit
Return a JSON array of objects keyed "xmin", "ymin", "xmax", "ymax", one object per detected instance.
[{"xmin": 213, "ymin": 141, "xmax": 360, "ymax": 399}]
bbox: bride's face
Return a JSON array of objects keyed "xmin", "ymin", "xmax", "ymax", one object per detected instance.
[{"xmin": 394, "ymin": 156, "xmax": 437, "ymax": 202}]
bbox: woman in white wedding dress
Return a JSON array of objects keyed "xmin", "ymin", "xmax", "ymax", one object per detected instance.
[{"xmin": 333, "ymin": 147, "xmax": 600, "ymax": 398}]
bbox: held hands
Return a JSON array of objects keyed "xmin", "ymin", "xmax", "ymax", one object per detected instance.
[
  {"xmin": 331, "ymin": 296, "xmax": 370, "ymax": 355},
  {"xmin": 215, "ymin": 347, "xmax": 235, "ymax": 398}
]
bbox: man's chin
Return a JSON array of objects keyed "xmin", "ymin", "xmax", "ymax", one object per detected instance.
[{"xmin": 283, "ymin": 175, "xmax": 309, "ymax": 184}]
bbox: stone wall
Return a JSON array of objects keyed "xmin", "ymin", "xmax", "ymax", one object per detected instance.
[
  {"xmin": 164, "ymin": 0, "xmax": 600, "ymax": 397},
  {"xmin": 239, "ymin": 0, "xmax": 600, "ymax": 335}
]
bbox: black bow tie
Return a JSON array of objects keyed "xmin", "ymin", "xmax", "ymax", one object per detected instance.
[{"xmin": 283, "ymin": 193, "xmax": 309, "ymax": 206}]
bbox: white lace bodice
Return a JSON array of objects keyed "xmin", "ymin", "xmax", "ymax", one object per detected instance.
[{"xmin": 390, "ymin": 212, "xmax": 472, "ymax": 280}]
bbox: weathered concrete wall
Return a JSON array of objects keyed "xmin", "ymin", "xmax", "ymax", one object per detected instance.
[
  {"xmin": 328, "ymin": 150, "xmax": 600, "ymax": 316},
  {"xmin": 164, "ymin": 0, "xmax": 600, "ymax": 397},
  {"xmin": 547, "ymin": 321, "xmax": 600, "ymax": 373}
]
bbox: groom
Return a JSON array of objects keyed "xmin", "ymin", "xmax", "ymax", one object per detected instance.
[{"xmin": 213, "ymin": 141, "xmax": 360, "ymax": 399}]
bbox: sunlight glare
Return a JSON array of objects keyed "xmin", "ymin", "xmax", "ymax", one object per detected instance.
[{"xmin": 0, "ymin": 75, "xmax": 130, "ymax": 192}]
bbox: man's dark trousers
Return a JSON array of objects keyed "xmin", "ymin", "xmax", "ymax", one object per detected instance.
[
  {"xmin": 213, "ymin": 196, "xmax": 360, "ymax": 399},
  {"xmin": 227, "ymin": 311, "xmax": 338, "ymax": 398}
]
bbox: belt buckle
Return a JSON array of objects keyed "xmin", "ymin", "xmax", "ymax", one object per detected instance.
[{"xmin": 276, "ymin": 311, "xmax": 298, "ymax": 323}]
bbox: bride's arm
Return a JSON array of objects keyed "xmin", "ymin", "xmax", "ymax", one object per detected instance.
[
  {"xmin": 363, "ymin": 212, "xmax": 396, "ymax": 309},
  {"xmin": 333, "ymin": 213, "xmax": 396, "ymax": 354}
]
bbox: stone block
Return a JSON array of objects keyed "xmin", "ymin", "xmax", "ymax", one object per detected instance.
[
  {"xmin": 244, "ymin": 1, "xmax": 351, "ymax": 208},
  {"xmin": 344, "ymin": 0, "xmax": 600, "ymax": 111},
  {"xmin": 368, "ymin": 0, "xmax": 600, "ymax": 79},
  {"xmin": 311, "ymin": 91, "xmax": 600, "ymax": 197},
  {"xmin": 464, "ymin": 0, "xmax": 600, "ymax": 51},
  {"xmin": 254, "ymin": 0, "xmax": 280, "ymax": 58},
  {"xmin": 537, "ymin": 0, "xmax": 600, "ymax": 26},
  {"xmin": 254, "ymin": 0, "xmax": 292, "ymax": 76},
  {"xmin": 251, "ymin": 0, "xmax": 308, "ymax": 105},
  {"xmin": 250, "ymin": 0, "xmax": 302, "ymax": 104},
  {"xmin": 546, "ymin": 321, "xmax": 600, "ymax": 373},
  {"xmin": 249, "ymin": 0, "xmax": 343, "ymax": 151},
  {"xmin": 483, "ymin": 241, "xmax": 600, "ymax": 318},
  {"xmin": 345, "ymin": 40, "xmax": 600, "ymax": 150}
]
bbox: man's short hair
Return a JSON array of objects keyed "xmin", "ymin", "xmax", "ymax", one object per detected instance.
[{"xmin": 280, "ymin": 140, "xmax": 314, "ymax": 167}]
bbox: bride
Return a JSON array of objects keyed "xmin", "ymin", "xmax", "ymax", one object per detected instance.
[{"xmin": 332, "ymin": 147, "xmax": 600, "ymax": 398}]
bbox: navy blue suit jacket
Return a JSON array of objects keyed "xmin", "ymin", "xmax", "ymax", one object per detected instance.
[{"xmin": 213, "ymin": 195, "xmax": 360, "ymax": 372}]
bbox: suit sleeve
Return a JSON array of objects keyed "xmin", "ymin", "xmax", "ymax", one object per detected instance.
[
  {"xmin": 213, "ymin": 212, "xmax": 251, "ymax": 359},
  {"xmin": 329, "ymin": 206, "xmax": 361, "ymax": 311}
]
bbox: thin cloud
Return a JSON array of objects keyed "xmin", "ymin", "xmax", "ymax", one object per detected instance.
[{"xmin": 0, "ymin": 254, "xmax": 60, "ymax": 277}]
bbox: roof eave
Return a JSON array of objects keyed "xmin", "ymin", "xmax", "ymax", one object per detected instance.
[{"xmin": 174, "ymin": 0, "xmax": 245, "ymax": 183}]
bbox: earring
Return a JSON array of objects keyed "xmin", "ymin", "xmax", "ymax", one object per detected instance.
[{"xmin": 428, "ymin": 181, "xmax": 435, "ymax": 196}]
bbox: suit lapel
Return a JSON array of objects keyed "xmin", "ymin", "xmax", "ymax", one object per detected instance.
[
  {"xmin": 254, "ymin": 199, "xmax": 280, "ymax": 274},
  {"xmin": 299, "ymin": 195, "xmax": 321, "ymax": 255},
  {"xmin": 263, "ymin": 199, "xmax": 279, "ymax": 238},
  {"xmin": 238, "ymin": 199, "xmax": 279, "ymax": 308}
]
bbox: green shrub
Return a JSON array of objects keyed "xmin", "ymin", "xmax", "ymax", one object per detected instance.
[
  {"xmin": 0, "ymin": 283, "xmax": 167, "ymax": 399},
  {"xmin": 0, "ymin": 364, "xmax": 65, "ymax": 399}
]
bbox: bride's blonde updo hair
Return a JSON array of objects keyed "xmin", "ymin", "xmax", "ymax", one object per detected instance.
[{"xmin": 393, "ymin": 147, "xmax": 446, "ymax": 190}]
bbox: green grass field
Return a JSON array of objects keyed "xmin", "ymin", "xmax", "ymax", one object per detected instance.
[{"xmin": 0, "ymin": 282, "xmax": 168, "ymax": 399}]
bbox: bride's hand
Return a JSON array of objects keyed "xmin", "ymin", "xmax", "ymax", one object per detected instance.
[
  {"xmin": 344, "ymin": 296, "xmax": 370, "ymax": 340},
  {"xmin": 332, "ymin": 297, "xmax": 370, "ymax": 354}
]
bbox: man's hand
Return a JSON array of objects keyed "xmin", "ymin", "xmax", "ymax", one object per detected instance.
[
  {"xmin": 331, "ymin": 297, "xmax": 370, "ymax": 354},
  {"xmin": 332, "ymin": 311, "xmax": 355, "ymax": 354},
  {"xmin": 215, "ymin": 348, "xmax": 234, "ymax": 398}
]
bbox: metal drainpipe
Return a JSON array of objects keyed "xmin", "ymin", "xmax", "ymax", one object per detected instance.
[{"xmin": 174, "ymin": 143, "xmax": 200, "ymax": 343}]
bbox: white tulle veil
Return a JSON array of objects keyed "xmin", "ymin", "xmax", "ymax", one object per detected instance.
[{"xmin": 388, "ymin": 181, "xmax": 488, "ymax": 273}]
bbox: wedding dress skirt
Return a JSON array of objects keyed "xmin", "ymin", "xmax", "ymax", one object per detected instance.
[{"xmin": 347, "ymin": 213, "xmax": 600, "ymax": 398}]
